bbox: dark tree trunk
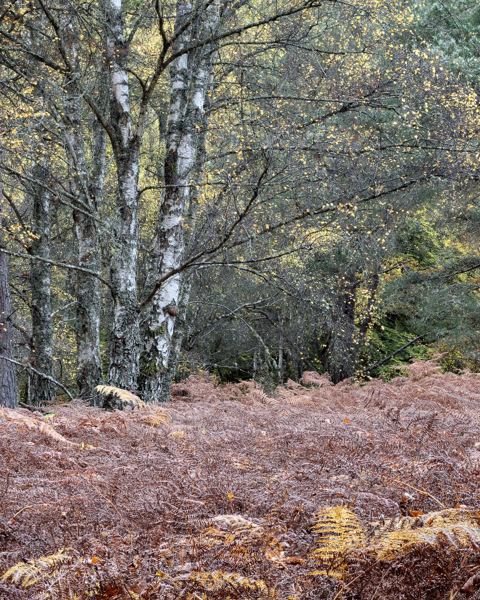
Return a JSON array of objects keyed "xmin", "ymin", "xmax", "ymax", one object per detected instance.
[
  {"xmin": 323, "ymin": 270, "xmax": 380, "ymax": 384},
  {"xmin": 62, "ymin": 14, "xmax": 106, "ymax": 400},
  {"xmin": 0, "ymin": 220, "xmax": 18, "ymax": 408},
  {"xmin": 324, "ymin": 284, "xmax": 357, "ymax": 384},
  {"xmin": 74, "ymin": 207, "xmax": 103, "ymax": 398},
  {"xmin": 72, "ymin": 117, "xmax": 106, "ymax": 399},
  {"xmin": 30, "ymin": 164, "xmax": 55, "ymax": 404}
]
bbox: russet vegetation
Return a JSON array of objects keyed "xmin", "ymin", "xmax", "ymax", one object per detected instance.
[
  {"xmin": 1, "ymin": 1, "xmax": 480, "ymax": 597},
  {"xmin": 1, "ymin": 363, "xmax": 480, "ymax": 598}
]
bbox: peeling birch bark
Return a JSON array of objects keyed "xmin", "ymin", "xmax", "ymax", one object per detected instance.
[
  {"xmin": 139, "ymin": 0, "xmax": 220, "ymax": 401},
  {"xmin": 105, "ymin": 0, "xmax": 141, "ymax": 393}
]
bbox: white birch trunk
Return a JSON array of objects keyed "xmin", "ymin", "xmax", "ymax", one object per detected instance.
[
  {"xmin": 139, "ymin": 0, "xmax": 220, "ymax": 401},
  {"xmin": 105, "ymin": 0, "xmax": 141, "ymax": 392}
]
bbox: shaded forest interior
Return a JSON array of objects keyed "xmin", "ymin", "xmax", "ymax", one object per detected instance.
[{"xmin": 0, "ymin": 0, "xmax": 480, "ymax": 407}]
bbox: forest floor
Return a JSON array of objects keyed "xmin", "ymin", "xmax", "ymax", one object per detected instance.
[{"xmin": 1, "ymin": 360, "xmax": 480, "ymax": 599}]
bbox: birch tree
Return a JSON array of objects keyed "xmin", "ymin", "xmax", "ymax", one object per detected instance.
[{"xmin": 138, "ymin": 0, "xmax": 220, "ymax": 401}]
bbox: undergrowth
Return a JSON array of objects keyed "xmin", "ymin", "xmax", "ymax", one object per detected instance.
[{"xmin": 1, "ymin": 360, "xmax": 480, "ymax": 598}]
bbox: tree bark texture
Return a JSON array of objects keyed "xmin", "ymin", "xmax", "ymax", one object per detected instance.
[
  {"xmin": 159, "ymin": 276, "xmax": 193, "ymax": 402},
  {"xmin": 30, "ymin": 164, "xmax": 56, "ymax": 404},
  {"xmin": 105, "ymin": 0, "xmax": 141, "ymax": 393},
  {"xmin": 63, "ymin": 16, "xmax": 105, "ymax": 399},
  {"xmin": 0, "ymin": 203, "xmax": 18, "ymax": 408},
  {"xmin": 139, "ymin": 0, "xmax": 220, "ymax": 401}
]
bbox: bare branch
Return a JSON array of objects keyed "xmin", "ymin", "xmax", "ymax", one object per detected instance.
[
  {"xmin": 0, "ymin": 247, "xmax": 114, "ymax": 294},
  {"xmin": 0, "ymin": 355, "xmax": 73, "ymax": 400}
]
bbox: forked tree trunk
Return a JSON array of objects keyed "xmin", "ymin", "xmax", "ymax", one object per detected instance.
[
  {"xmin": 30, "ymin": 164, "xmax": 55, "ymax": 404},
  {"xmin": 139, "ymin": 0, "xmax": 220, "ymax": 401}
]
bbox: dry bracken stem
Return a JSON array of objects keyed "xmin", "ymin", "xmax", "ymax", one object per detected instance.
[
  {"xmin": 332, "ymin": 584, "xmax": 345, "ymax": 600},
  {"xmin": 8, "ymin": 503, "xmax": 52, "ymax": 524},
  {"xmin": 390, "ymin": 478, "xmax": 446, "ymax": 509}
]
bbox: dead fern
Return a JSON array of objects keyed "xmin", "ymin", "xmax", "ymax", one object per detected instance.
[
  {"xmin": 309, "ymin": 506, "xmax": 366, "ymax": 579},
  {"xmin": 95, "ymin": 385, "xmax": 145, "ymax": 410},
  {"xmin": 2, "ymin": 548, "xmax": 72, "ymax": 588},
  {"xmin": 156, "ymin": 570, "xmax": 276, "ymax": 599},
  {"xmin": 0, "ymin": 408, "xmax": 79, "ymax": 446},
  {"xmin": 200, "ymin": 514, "xmax": 286, "ymax": 565},
  {"xmin": 138, "ymin": 406, "xmax": 171, "ymax": 427},
  {"xmin": 372, "ymin": 508, "xmax": 480, "ymax": 559}
]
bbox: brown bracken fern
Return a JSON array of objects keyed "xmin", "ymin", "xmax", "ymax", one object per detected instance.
[
  {"xmin": 201, "ymin": 514, "xmax": 287, "ymax": 565},
  {"xmin": 0, "ymin": 408, "xmax": 78, "ymax": 446},
  {"xmin": 2, "ymin": 366, "xmax": 480, "ymax": 599}
]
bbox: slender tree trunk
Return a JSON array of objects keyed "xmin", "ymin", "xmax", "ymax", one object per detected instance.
[
  {"xmin": 0, "ymin": 68, "xmax": 18, "ymax": 408},
  {"xmin": 324, "ymin": 287, "xmax": 357, "ymax": 384},
  {"xmin": 74, "ymin": 209, "xmax": 103, "ymax": 398},
  {"xmin": 30, "ymin": 164, "xmax": 55, "ymax": 404},
  {"xmin": 160, "ymin": 276, "xmax": 192, "ymax": 402},
  {"xmin": 62, "ymin": 17, "xmax": 106, "ymax": 399},
  {"xmin": 139, "ymin": 0, "xmax": 220, "ymax": 401},
  {"xmin": 74, "ymin": 118, "xmax": 106, "ymax": 400},
  {"xmin": 105, "ymin": 0, "xmax": 141, "ymax": 392},
  {"xmin": 0, "ymin": 253, "xmax": 17, "ymax": 408},
  {"xmin": 0, "ymin": 208, "xmax": 18, "ymax": 408},
  {"xmin": 278, "ymin": 320, "xmax": 284, "ymax": 386}
]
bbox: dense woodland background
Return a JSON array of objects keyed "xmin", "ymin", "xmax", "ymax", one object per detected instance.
[{"xmin": 1, "ymin": 0, "xmax": 480, "ymax": 407}]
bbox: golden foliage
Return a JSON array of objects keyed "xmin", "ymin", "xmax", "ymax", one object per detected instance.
[
  {"xmin": 157, "ymin": 570, "xmax": 276, "ymax": 599},
  {"xmin": 309, "ymin": 506, "xmax": 366, "ymax": 578},
  {"xmin": 141, "ymin": 406, "xmax": 171, "ymax": 427},
  {"xmin": 309, "ymin": 506, "xmax": 480, "ymax": 579},
  {"xmin": 0, "ymin": 408, "xmax": 78, "ymax": 446},
  {"xmin": 372, "ymin": 508, "xmax": 480, "ymax": 560},
  {"xmin": 2, "ymin": 548, "xmax": 72, "ymax": 588},
  {"xmin": 201, "ymin": 514, "xmax": 286, "ymax": 564}
]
